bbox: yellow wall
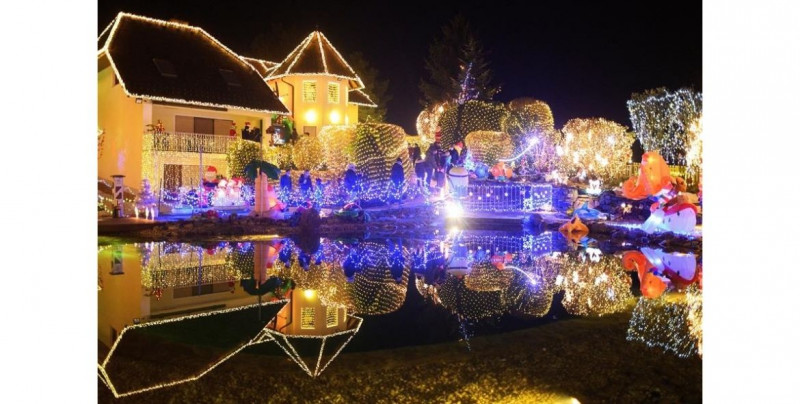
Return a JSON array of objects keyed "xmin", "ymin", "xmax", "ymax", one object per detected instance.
[
  {"xmin": 346, "ymin": 104, "xmax": 359, "ymax": 126},
  {"xmin": 97, "ymin": 244, "xmax": 146, "ymax": 348},
  {"xmin": 269, "ymin": 75, "xmax": 354, "ymax": 132},
  {"xmin": 98, "ymin": 65, "xmax": 144, "ymax": 188}
]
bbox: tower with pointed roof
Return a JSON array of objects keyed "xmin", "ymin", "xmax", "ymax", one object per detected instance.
[{"xmin": 265, "ymin": 31, "xmax": 376, "ymax": 135}]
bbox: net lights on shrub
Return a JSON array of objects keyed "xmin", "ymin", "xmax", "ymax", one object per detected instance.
[
  {"xmin": 464, "ymin": 131, "xmax": 514, "ymax": 166},
  {"xmin": 558, "ymin": 118, "xmax": 634, "ymax": 185},
  {"xmin": 627, "ymin": 88, "xmax": 703, "ymax": 166},
  {"xmin": 439, "ymin": 101, "xmax": 508, "ymax": 149},
  {"xmin": 626, "ymin": 285, "xmax": 703, "ymax": 358}
]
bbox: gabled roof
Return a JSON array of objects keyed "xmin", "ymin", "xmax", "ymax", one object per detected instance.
[
  {"xmin": 98, "ymin": 12, "xmax": 289, "ymax": 114},
  {"xmin": 267, "ymin": 31, "xmax": 365, "ymax": 90},
  {"xmin": 348, "ymin": 89, "xmax": 377, "ymax": 108},
  {"xmin": 242, "ymin": 56, "xmax": 278, "ymax": 79}
]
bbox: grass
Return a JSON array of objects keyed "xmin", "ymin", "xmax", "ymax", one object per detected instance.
[{"xmin": 98, "ymin": 311, "xmax": 701, "ymax": 403}]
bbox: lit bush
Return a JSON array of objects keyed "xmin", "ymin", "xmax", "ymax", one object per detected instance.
[
  {"xmin": 558, "ymin": 118, "xmax": 634, "ymax": 184},
  {"xmin": 353, "ymin": 123, "xmax": 411, "ymax": 183},
  {"xmin": 226, "ymin": 140, "xmax": 263, "ymax": 178},
  {"xmin": 292, "ymin": 134, "xmax": 324, "ymax": 171},
  {"xmin": 439, "ymin": 100, "xmax": 507, "ymax": 149},
  {"xmin": 464, "ymin": 131, "xmax": 514, "ymax": 166},
  {"xmin": 318, "ymin": 125, "xmax": 357, "ymax": 173},
  {"xmin": 627, "ymin": 87, "xmax": 702, "ymax": 165},
  {"xmin": 263, "ymin": 144, "xmax": 294, "ymax": 170},
  {"xmin": 502, "ymin": 98, "xmax": 560, "ymax": 173}
]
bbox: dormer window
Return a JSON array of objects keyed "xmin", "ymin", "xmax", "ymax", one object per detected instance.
[
  {"xmin": 303, "ymin": 81, "xmax": 317, "ymax": 102},
  {"xmin": 219, "ymin": 68, "xmax": 241, "ymax": 87},
  {"xmin": 327, "ymin": 82, "xmax": 340, "ymax": 103},
  {"xmin": 152, "ymin": 58, "xmax": 177, "ymax": 78}
]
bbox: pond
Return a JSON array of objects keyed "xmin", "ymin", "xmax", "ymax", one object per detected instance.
[{"xmin": 97, "ymin": 230, "xmax": 702, "ymax": 402}]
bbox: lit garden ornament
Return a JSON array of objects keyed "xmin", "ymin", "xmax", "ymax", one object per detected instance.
[
  {"xmin": 111, "ymin": 175, "xmax": 125, "ymax": 218},
  {"xmin": 447, "ymin": 166, "xmax": 469, "ymax": 198},
  {"xmin": 586, "ymin": 179, "xmax": 602, "ymax": 196}
]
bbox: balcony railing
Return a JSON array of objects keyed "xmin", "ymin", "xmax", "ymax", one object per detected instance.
[{"xmin": 146, "ymin": 132, "xmax": 236, "ymax": 154}]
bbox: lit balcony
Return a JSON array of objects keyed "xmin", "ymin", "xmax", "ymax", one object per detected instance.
[{"xmin": 146, "ymin": 132, "xmax": 236, "ymax": 154}]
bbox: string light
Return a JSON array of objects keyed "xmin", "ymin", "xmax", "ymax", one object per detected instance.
[
  {"xmin": 464, "ymin": 131, "xmax": 514, "ymax": 166},
  {"xmin": 626, "ymin": 285, "xmax": 703, "ymax": 358},
  {"xmin": 557, "ymin": 251, "xmax": 634, "ymax": 317},
  {"xmin": 318, "ymin": 125, "xmax": 357, "ymax": 172},
  {"xmin": 292, "ymin": 134, "xmax": 324, "ymax": 170},
  {"xmin": 99, "ymin": 12, "xmax": 289, "ymax": 115},
  {"xmin": 99, "ymin": 300, "xmax": 288, "ymax": 398},
  {"xmin": 627, "ymin": 88, "xmax": 703, "ymax": 165},
  {"xmin": 353, "ymin": 123, "xmax": 412, "ymax": 184},
  {"xmin": 439, "ymin": 101, "xmax": 507, "ymax": 149},
  {"xmin": 266, "ymin": 31, "xmax": 365, "ymax": 90},
  {"xmin": 348, "ymin": 89, "xmax": 378, "ymax": 107},
  {"xmin": 558, "ymin": 118, "xmax": 634, "ymax": 185}
]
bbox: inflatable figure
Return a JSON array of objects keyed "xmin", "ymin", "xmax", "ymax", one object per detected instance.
[
  {"xmin": 641, "ymin": 202, "xmax": 697, "ymax": 235},
  {"xmin": 622, "ymin": 151, "xmax": 672, "ymax": 200},
  {"xmin": 490, "ymin": 162, "xmax": 513, "ymax": 180},
  {"xmin": 559, "ymin": 215, "xmax": 590, "ymax": 244},
  {"xmin": 622, "ymin": 249, "xmax": 701, "ymax": 298},
  {"xmin": 573, "ymin": 202, "xmax": 604, "ymax": 221}
]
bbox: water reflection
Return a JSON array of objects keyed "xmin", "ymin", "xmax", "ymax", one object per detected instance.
[{"xmin": 98, "ymin": 233, "xmax": 702, "ymax": 396}]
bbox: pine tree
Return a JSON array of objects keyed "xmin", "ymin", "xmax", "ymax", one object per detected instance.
[
  {"xmin": 420, "ymin": 15, "xmax": 499, "ymax": 107},
  {"xmin": 347, "ymin": 51, "xmax": 391, "ymax": 122}
]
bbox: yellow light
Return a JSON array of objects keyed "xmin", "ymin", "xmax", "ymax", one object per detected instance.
[
  {"xmin": 303, "ymin": 289, "xmax": 316, "ymax": 299},
  {"xmin": 329, "ymin": 110, "xmax": 341, "ymax": 124},
  {"xmin": 304, "ymin": 109, "xmax": 318, "ymax": 124}
]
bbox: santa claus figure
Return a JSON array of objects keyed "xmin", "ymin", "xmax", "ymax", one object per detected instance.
[
  {"xmin": 203, "ymin": 166, "xmax": 219, "ymax": 189},
  {"xmin": 229, "ymin": 122, "xmax": 237, "ymax": 137}
]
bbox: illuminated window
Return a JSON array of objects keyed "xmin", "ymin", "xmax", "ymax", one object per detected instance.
[
  {"xmin": 301, "ymin": 307, "xmax": 315, "ymax": 329},
  {"xmin": 326, "ymin": 306, "xmax": 338, "ymax": 328},
  {"xmin": 327, "ymin": 82, "xmax": 340, "ymax": 103},
  {"xmin": 303, "ymin": 81, "xmax": 317, "ymax": 102}
]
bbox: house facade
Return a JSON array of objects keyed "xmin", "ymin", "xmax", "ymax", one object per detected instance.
[
  {"xmin": 98, "ymin": 12, "xmax": 377, "ymax": 194},
  {"xmin": 98, "ymin": 13, "xmax": 289, "ymax": 191}
]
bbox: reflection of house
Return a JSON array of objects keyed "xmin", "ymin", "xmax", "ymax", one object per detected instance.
[
  {"xmin": 98, "ymin": 12, "xmax": 289, "ymax": 189},
  {"xmin": 261, "ymin": 288, "xmax": 362, "ymax": 377},
  {"xmin": 97, "ymin": 242, "xmax": 257, "ymax": 348}
]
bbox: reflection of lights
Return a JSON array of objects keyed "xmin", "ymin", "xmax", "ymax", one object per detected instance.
[{"xmin": 445, "ymin": 201, "xmax": 463, "ymax": 218}]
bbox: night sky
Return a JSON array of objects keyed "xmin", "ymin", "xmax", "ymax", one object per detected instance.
[{"xmin": 98, "ymin": 1, "xmax": 702, "ymax": 133}]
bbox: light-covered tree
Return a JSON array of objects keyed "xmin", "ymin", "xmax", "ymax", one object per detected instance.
[
  {"xmin": 439, "ymin": 100, "xmax": 507, "ymax": 149},
  {"xmin": 318, "ymin": 125, "xmax": 357, "ymax": 173},
  {"xmin": 464, "ymin": 131, "xmax": 514, "ymax": 166},
  {"xmin": 627, "ymin": 87, "xmax": 702, "ymax": 165},
  {"xmin": 227, "ymin": 140, "xmax": 263, "ymax": 179},
  {"xmin": 292, "ymin": 134, "xmax": 324, "ymax": 171},
  {"xmin": 559, "ymin": 118, "xmax": 634, "ymax": 184}
]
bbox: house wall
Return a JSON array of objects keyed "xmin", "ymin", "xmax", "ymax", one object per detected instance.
[
  {"xmin": 346, "ymin": 103, "xmax": 359, "ymax": 126},
  {"xmin": 274, "ymin": 289, "xmax": 349, "ymax": 336},
  {"xmin": 98, "ymin": 65, "xmax": 145, "ymax": 188},
  {"xmin": 97, "ymin": 244, "xmax": 147, "ymax": 348},
  {"xmin": 270, "ymin": 75, "xmax": 354, "ymax": 133}
]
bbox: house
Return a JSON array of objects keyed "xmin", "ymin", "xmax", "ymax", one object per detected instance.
[
  {"xmin": 264, "ymin": 31, "xmax": 377, "ymax": 136},
  {"xmin": 98, "ymin": 12, "xmax": 289, "ymax": 191}
]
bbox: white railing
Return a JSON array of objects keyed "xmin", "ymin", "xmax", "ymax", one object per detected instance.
[{"xmin": 147, "ymin": 132, "xmax": 236, "ymax": 154}]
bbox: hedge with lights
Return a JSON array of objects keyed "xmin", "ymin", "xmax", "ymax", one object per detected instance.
[
  {"xmin": 558, "ymin": 253, "xmax": 634, "ymax": 317},
  {"xmin": 353, "ymin": 123, "xmax": 412, "ymax": 184},
  {"xmin": 438, "ymin": 275, "xmax": 507, "ymax": 321},
  {"xmin": 318, "ymin": 125, "xmax": 357, "ymax": 173},
  {"xmin": 627, "ymin": 87, "xmax": 703, "ymax": 165},
  {"xmin": 226, "ymin": 140, "xmax": 263, "ymax": 179},
  {"xmin": 502, "ymin": 98, "xmax": 560, "ymax": 173},
  {"xmin": 439, "ymin": 100, "xmax": 507, "ymax": 149},
  {"xmin": 463, "ymin": 131, "xmax": 514, "ymax": 166},
  {"xmin": 263, "ymin": 144, "xmax": 294, "ymax": 170},
  {"xmin": 558, "ymin": 118, "xmax": 634, "ymax": 184},
  {"xmin": 415, "ymin": 102, "xmax": 449, "ymax": 141},
  {"xmin": 292, "ymin": 134, "xmax": 324, "ymax": 171},
  {"xmin": 627, "ymin": 285, "xmax": 703, "ymax": 358}
]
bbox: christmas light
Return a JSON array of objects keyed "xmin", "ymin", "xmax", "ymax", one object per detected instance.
[
  {"xmin": 558, "ymin": 118, "xmax": 633, "ymax": 185},
  {"xmin": 266, "ymin": 31, "xmax": 365, "ymax": 90},
  {"xmin": 348, "ymin": 89, "xmax": 378, "ymax": 107},
  {"xmin": 439, "ymin": 101, "xmax": 507, "ymax": 149},
  {"xmin": 627, "ymin": 88, "xmax": 703, "ymax": 165},
  {"xmin": 99, "ymin": 300, "xmax": 288, "ymax": 398},
  {"xmin": 626, "ymin": 285, "xmax": 703, "ymax": 358},
  {"xmin": 99, "ymin": 12, "xmax": 289, "ymax": 115},
  {"xmin": 464, "ymin": 131, "xmax": 514, "ymax": 166}
]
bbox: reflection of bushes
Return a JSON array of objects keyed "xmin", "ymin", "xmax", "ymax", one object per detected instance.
[
  {"xmin": 438, "ymin": 275, "xmax": 506, "ymax": 321},
  {"xmin": 557, "ymin": 253, "xmax": 634, "ymax": 317}
]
